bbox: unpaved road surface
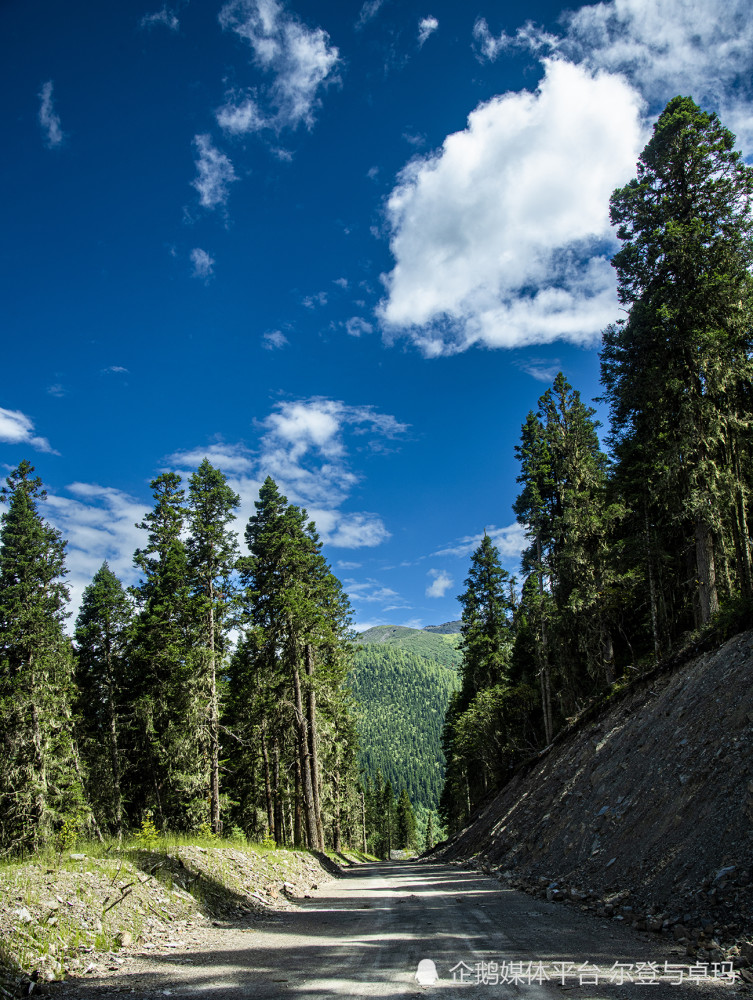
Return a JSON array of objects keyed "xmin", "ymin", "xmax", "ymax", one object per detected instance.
[{"xmin": 54, "ymin": 861, "xmax": 747, "ymax": 999}]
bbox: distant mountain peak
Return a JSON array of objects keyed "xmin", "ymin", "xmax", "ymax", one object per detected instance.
[{"xmin": 423, "ymin": 621, "xmax": 462, "ymax": 635}]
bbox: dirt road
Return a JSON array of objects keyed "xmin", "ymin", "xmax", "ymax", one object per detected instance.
[{"xmin": 55, "ymin": 861, "xmax": 744, "ymax": 999}]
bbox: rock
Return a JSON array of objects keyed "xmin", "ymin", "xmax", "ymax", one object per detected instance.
[
  {"xmin": 69, "ymin": 853, "xmax": 87, "ymax": 861},
  {"xmin": 116, "ymin": 931, "xmax": 133, "ymax": 947},
  {"xmin": 14, "ymin": 907, "xmax": 33, "ymax": 924}
]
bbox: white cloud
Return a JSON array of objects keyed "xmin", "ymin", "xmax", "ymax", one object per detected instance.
[
  {"xmin": 0, "ymin": 408, "xmax": 58, "ymax": 455},
  {"xmin": 167, "ymin": 397, "xmax": 408, "ymax": 550},
  {"xmin": 434, "ymin": 522, "xmax": 528, "ymax": 563},
  {"xmin": 262, "ymin": 329, "xmax": 289, "ymax": 349},
  {"xmin": 561, "ymin": 0, "xmax": 753, "ymax": 130},
  {"xmin": 38, "ymin": 81, "xmax": 64, "ymax": 149},
  {"xmin": 472, "ymin": 18, "xmax": 557, "ymax": 62},
  {"xmin": 344, "ymin": 578, "xmax": 402, "ymax": 604},
  {"xmin": 418, "ymin": 15, "xmax": 438, "ymax": 47},
  {"xmin": 219, "ymin": 0, "xmax": 339, "ymax": 131},
  {"xmin": 302, "ymin": 291, "xmax": 328, "ymax": 309},
  {"xmin": 379, "ymin": 59, "xmax": 644, "ymax": 355},
  {"xmin": 43, "ymin": 484, "xmax": 148, "ymax": 621},
  {"xmin": 47, "ymin": 384, "xmax": 67, "ymax": 398},
  {"xmin": 345, "ymin": 317, "xmax": 373, "ymax": 337},
  {"xmin": 426, "ymin": 568, "xmax": 452, "ymax": 598},
  {"xmin": 517, "ymin": 358, "xmax": 562, "ymax": 383},
  {"xmin": 215, "ymin": 92, "xmax": 267, "ymax": 135},
  {"xmin": 139, "ymin": 6, "xmax": 180, "ymax": 31},
  {"xmin": 355, "ymin": 0, "xmax": 385, "ymax": 31},
  {"xmin": 190, "ymin": 247, "xmax": 215, "ymax": 280},
  {"xmin": 474, "ymin": 0, "xmax": 753, "ymax": 154},
  {"xmin": 191, "ymin": 134, "xmax": 238, "ymax": 210},
  {"xmin": 337, "ymin": 560, "xmax": 362, "ymax": 570},
  {"xmin": 101, "ymin": 365, "xmax": 129, "ymax": 375}
]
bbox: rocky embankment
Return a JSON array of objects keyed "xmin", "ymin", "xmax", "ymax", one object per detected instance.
[
  {"xmin": 435, "ymin": 630, "xmax": 753, "ymax": 975},
  {"xmin": 0, "ymin": 843, "xmax": 341, "ymax": 995}
]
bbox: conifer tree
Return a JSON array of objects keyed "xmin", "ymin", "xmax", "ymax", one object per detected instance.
[
  {"xmin": 0, "ymin": 462, "xmax": 83, "ymax": 850},
  {"xmin": 602, "ymin": 96, "xmax": 753, "ymax": 625},
  {"xmin": 74, "ymin": 561, "xmax": 132, "ymax": 836},
  {"xmin": 130, "ymin": 473, "xmax": 204, "ymax": 828},
  {"xmin": 186, "ymin": 459, "xmax": 240, "ymax": 834}
]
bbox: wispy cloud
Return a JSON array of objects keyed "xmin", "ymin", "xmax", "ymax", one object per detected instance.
[
  {"xmin": 44, "ymin": 484, "xmax": 148, "ymax": 621},
  {"xmin": 219, "ymin": 0, "xmax": 339, "ymax": 132},
  {"xmin": 434, "ymin": 522, "xmax": 528, "ymax": 564},
  {"xmin": 47, "ymin": 383, "xmax": 67, "ymax": 398},
  {"xmin": 345, "ymin": 317, "xmax": 373, "ymax": 337},
  {"xmin": 190, "ymin": 247, "xmax": 215, "ymax": 281},
  {"xmin": 0, "ymin": 407, "xmax": 58, "ymax": 455},
  {"xmin": 302, "ymin": 291, "xmax": 328, "ymax": 309},
  {"xmin": 139, "ymin": 6, "xmax": 180, "ymax": 31},
  {"xmin": 355, "ymin": 0, "xmax": 385, "ymax": 31},
  {"xmin": 215, "ymin": 91, "xmax": 267, "ymax": 136},
  {"xmin": 418, "ymin": 15, "xmax": 438, "ymax": 47},
  {"xmin": 191, "ymin": 134, "xmax": 238, "ymax": 210},
  {"xmin": 517, "ymin": 358, "xmax": 562, "ymax": 383},
  {"xmin": 426, "ymin": 568, "xmax": 452, "ymax": 598},
  {"xmin": 38, "ymin": 81, "xmax": 64, "ymax": 149},
  {"xmin": 262, "ymin": 329, "xmax": 289, "ymax": 350},
  {"xmin": 101, "ymin": 366, "xmax": 129, "ymax": 375}
]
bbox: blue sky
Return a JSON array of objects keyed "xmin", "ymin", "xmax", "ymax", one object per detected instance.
[{"xmin": 2, "ymin": 0, "xmax": 752, "ymax": 631}]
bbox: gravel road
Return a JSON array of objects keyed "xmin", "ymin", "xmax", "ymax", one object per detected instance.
[{"xmin": 54, "ymin": 860, "xmax": 747, "ymax": 999}]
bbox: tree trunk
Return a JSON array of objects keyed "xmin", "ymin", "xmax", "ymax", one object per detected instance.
[
  {"xmin": 104, "ymin": 632, "xmax": 123, "ymax": 838},
  {"xmin": 260, "ymin": 725, "xmax": 275, "ymax": 841},
  {"xmin": 292, "ymin": 661, "xmax": 318, "ymax": 850},
  {"xmin": 294, "ymin": 752, "xmax": 303, "ymax": 847},
  {"xmin": 360, "ymin": 788, "xmax": 367, "ymax": 854},
  {"xmin": 695, "ymin": 517, "xmax": 719, "ymax": 624},
  {"xmin": 208, "ymin": 587, "xmax": 221, "ymax": 834},
  {"xmin": 644, "ymin": 505, "xmax": 661, "ymax": 662},
  {"xmin": 734, "ymin": 447, "xmax": 752, "ymax": 598},
  {"xmin": 272, "ymin": 738, "xmax": 284, "ymax": 846},
  {"xmin": 304, "ymin": 643, "xmax": 325, "ymax": 850},
  {"xmin": 536, "ymin": 535, "xmax": 553, "ymax": 745},
  {"xmin": 332, "ymin": 766, "xmax": 342, "ymax": 854}
]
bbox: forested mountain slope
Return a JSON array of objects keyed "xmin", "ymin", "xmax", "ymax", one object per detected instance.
[
  {"xmin": 434, "ymin": 630, "xmax": 753, "ymax": 951},
  {"xmin": 349, "ymin": 626, "xmax": 461, "ymax": 809}
]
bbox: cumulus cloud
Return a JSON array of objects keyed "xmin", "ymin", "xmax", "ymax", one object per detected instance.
[
  {"xmin": 139, "ymin": 6, "xmax": 180, "ymax": 31},
  {"xmin": 0, "ymin": 408, "xmax": 58, "ymax": 455},
  {"xmin": 191, "ymin": 134, "xmax": 238, "ymax": 210},
  {"xmin": 561, "ymin": 0, "xmax": 753, "ymax": 118},
  {"xmin": 418, "ymin": 16, "xmax": 438, "ymax": 47},
  {"xmin": 38, "ymin": 81, "xmax": 64, "ymax": 148},
  {"xmin": 262, "ymin": 329, "xmax": 289, "ymax": 349},
  {"xmin": 426, "ymin": 568, "xmax": 452, "ymax": 598},
  {"xmin": 167, "ymin": 397, "xmax": 408, "ymax": 550},
  {"xmin": 474, "ymin": 0, "xmax": 753, "ymax": 151},
  {"xmin": 190, "ymin": 247, "xmax": 215, "ymax": 280},
  {"xmin": 219, "ymin": 0, "xmax": 339, "ymax": 131},
  {"xmin": 379, "ymin": 59, "xmax": 644, "ymax": 355},
  {"xmin": 434, "ymin": 523, "xmax": 528, "ymax": 564}
]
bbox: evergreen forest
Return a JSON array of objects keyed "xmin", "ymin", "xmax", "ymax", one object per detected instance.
[
  {"xmin": 349, "ymin": 634, "xmax": 460, "ymax": 808},
  {"xmin": 440, "ymin": 97, "xmax": 753, "ymax": 833}
]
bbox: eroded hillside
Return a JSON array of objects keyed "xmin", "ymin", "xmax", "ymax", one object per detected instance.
[{"xmin": 435, "ymin": 630, "xmax": 753, "ymax": 964}]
